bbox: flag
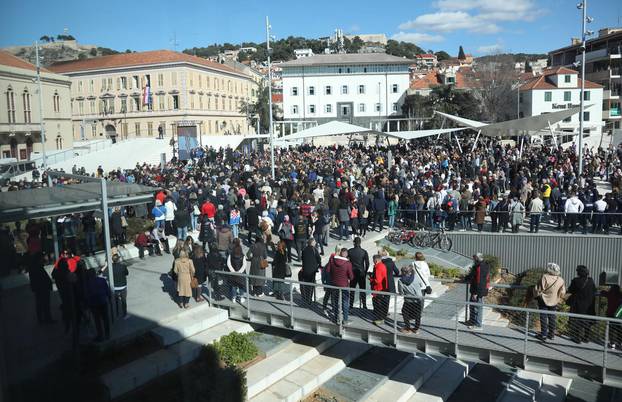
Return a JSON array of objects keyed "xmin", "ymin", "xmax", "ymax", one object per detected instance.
[{"xmin": 143, "ymin": 84, "xmax": 151, "ymax": 106}]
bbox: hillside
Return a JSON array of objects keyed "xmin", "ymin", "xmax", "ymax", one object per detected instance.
[
  {"xmin": 474, "ymin": 53, "xmax": 548, "ymax": 64},
  {"xmin": 2, "ymin": 40, "xmax": 129, "ymax": 67}
]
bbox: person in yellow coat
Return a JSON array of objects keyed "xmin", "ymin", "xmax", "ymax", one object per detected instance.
[{"xmin": 174, "ymin": 249, "xmax": 195, "ymax": 309}]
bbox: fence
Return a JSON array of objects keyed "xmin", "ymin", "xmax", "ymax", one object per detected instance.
[{"xmin": 204, "ymin": 270, "xmax": 622, "ymax": 386}]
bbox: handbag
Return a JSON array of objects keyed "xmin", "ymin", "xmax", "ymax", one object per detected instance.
[
  {"xmin": 260, "ymin": 258, "xmax": 269, "ymax": 269},
  {"xmin": 191, "ymin": 277, "xmax": 199, "ymax": 289},
  {"xmin": 121, "ymin": 216, "xmax": 128, "ymax": 228}
]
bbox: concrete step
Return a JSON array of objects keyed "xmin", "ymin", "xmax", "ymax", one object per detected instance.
[
  {"xmin": 537, "ymin": 374, "xmax": 572, "ymax": 402},
  {"xmin": 446, "ymin": 363, "xmax": 513, "ymax": 402},
  {"xmin": 366, "ymin": 353, "xmax": 447, "ymax": 402},
  {"xmin": 251, "ymin": 341, "xmax": 371, "ymax": 402},
  {"xmin": 408, "ymin": 359, "xmax": 473, "ymax": 402},
  {"xmin": 497, "ymin": 370, "xmax": 543, "ymax": 402},
  {"xmin": 101, "ymin": 320, "xmax": 253, "ymax": 400},
  {"xmin": 318, "ymin": 347, "xmax": 413, "ymax": 402},
  {"xmin": 246, "ymin": 334, "xmax": 338, "ymax": 399},
  {"xmin": 150, "ymin": 305, "xmax": 229, "ymax": 346}
]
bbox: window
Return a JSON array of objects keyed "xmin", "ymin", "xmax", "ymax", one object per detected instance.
[
  {"xmin": 148, "ymin": 122, "xmax": 153, "ymax": 136},
  {"xmin": 325, "ymin": 86, "xmax": 332, "ymax": 95},
  {"xmin": 190, "ymin": 94, "xmax": 195, "ymax": 109},
  {"xmin": 172, "ymin": 95, "xmax": 179, "ymax": 110},
  {"xmin": 583, "ymin": 111, "xmax": 590, "ymax": 121},
  {"xmin": 78, "ymin": 100, "xmax": 84, "ymax": 115},
  {"xmin": 78, "ymin": 81, "xmax": 83, "ymax": 93},
  {"xmin": 199, "ymin": 95, "xmax": 203, "ymax": 109},
  {"xmin": 564, "ymin": 91, "xmax": 571, "ymax": 102},
  {"xmin": 133, "ymin": 75, "xmax": 140, "ymax": 89},
  {"xmin": 375, "ymin": 103, "xmax": 381, "ymax": 112},
  {"xmin": 6, "ymin": 87, "xmax": 15, "ymax": 123},
  {"xmin": 392, "ymin": 84, "xmax": 398, "ymax": 93},
  {"xmin": 564, "ymin": 75, "xmax": 571, "ymax": 83},
  {"xmin": 22, "ymin": 90, "xmax": 31, "ymax": 123},
  {"xmin": 309, "ymin": 104, "xmax": 316, "ymax": 114},
  {"xmin": 325, "ymin": 104, "xmax": 332, "ymax": 113},
  {"xmin": 53, "ymin": 91, "xmax": 60, "ymax": 112},
  {"xmin": 291, "ymin": 87, "xmax": 298, "ymax": 96},
  {"xmin": 341, "ymin": 85, "xmax": 348, "ymax": 94},
  {"xmin": 91, "ymin": 125, "xmax": 97, "ymax": 137},
  {"xmin": 132, "ymin": 96, "xmax": 140, "ymax": 111},
  {"xmin": 158, "ymin": 95, "xmax": 165, "ymax": 110},
  {"xmin": 583, "ymin": 91, "xmax": 590, "ymax": 101},
  {"xmin": 89, "ymin": 80, "xmax": 94, "ymax": 93},
  {"xmin": 100, "ymin": 78, "xmax": 105, "ymax": 92},
  {"xmin": 120, "ymin": 98, "xmax": 127, "ymax": 113},
  {"xmin": 358, "ymin": 103, "xmax": 365, "ymax": 112},
  {"xmin": 392, "ymin": 103, "xmax": 398, "ymax": 112},
  {"xmin": 308, "ymin": 86, "xmax": 315, "ymax": 95},
  {"xmin": 291, "ymin": 105, "xmax": 299, "ymax": 114},
  {"xmin": 107, "ymin": 78, "xmax": 113, "ymax": 91},
  {"xmin": 544, "ymin": 91, "xmax": 552, "ymax": 102},
  {"xmin": 358, "ymin": 85, "xmax": 365, "ymax": 94},
  {"xmin": 158, "ymin": 74, "xmax": 164, "ymax": 87},
  {"xmin": 120, "ymin": 77, "xmax": 127, "ymax": 90},
  {"xmin": 89, "ymin": 100, "xmax": 95, "ymax": 114},
  {"xmin": 171, "ymin": 72, "xmax": 177, "ymax": 86},
  {"xmin": 135, "ymin": 122, "xmax": 141, "ymax": 136}
]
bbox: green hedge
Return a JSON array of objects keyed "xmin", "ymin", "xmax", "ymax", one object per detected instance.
[
  {"xmin": 429, "ymin": 263, "xmax": 464, "ymax": 280},
  {"xmin": 212, "ymin": 331, "xmax": 259, "ymax": 368}
]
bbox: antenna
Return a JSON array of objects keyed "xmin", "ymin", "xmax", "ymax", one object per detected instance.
[{"xmin": 170, "ymin": 32, "xmax": 179, "ymax": 52}]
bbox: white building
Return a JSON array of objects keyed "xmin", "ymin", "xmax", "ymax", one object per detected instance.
[
  {"xmin": 519, "ymin": 67, "xmax": 604, "ymax": 147},
  {"xmin": 280, "ymin": 53, "xmax": 413, "ymax": 126},
  {"xmin": 294, "ymin": 49, "xmax": 315, "ymax": 59}
]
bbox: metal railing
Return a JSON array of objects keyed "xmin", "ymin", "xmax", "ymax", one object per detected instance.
[{"xmin": 204, "ymin": 270, "xmax": 622, "ymax": 384}]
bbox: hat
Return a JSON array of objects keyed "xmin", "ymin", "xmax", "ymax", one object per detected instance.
[
  {"xmin": 546, "ymin": 262, "xmax": 560, "ymax": 275},
  {"xmin": 473, "ymin": 253, "xmax": 484, "ymax": 262}
]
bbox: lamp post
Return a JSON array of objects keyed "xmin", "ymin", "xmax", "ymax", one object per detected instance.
[
  {"xmin": 35, "ymin": 41, "xmax": 47, "ymax": 168},
  {"xmin": 266, "ymin": 16, "xmax": 275, "ymax": 179},
  {"xmin": 577, "ymin": 0, "xmax": 593, "ymax": 176}
]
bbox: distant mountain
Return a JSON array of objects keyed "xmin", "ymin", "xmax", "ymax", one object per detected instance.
[{"xmin": 2, "ymin": 40, "xmax": 130, "ymax": 67}]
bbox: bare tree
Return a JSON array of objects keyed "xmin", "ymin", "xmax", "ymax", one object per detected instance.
[{"xmin": 474, "ymin": 55, "xmax": 520, "ymax": 123}]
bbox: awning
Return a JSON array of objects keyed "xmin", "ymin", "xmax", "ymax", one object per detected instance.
[
  {"xmin": 0, "ymin": 182, "xmax": 157, "ymax": 223},
  {"xmin": 434, "ymin": 111, "xmax": 488, "ymax": 128},
  {"xmin": 278, "ymin": 121, "xmax": 382, "ymax": 141},
  {"xmin": 385, "ymin": 127, "xmax": 468, "ymax": 140}
]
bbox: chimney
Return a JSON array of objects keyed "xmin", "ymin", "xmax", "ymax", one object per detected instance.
[{"xmin": 571, "ymin": 37, "xmax": 581, "ymax": 46}]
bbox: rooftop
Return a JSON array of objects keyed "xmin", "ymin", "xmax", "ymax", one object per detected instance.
[
  {"xmin": 410, "ymin": 67, "xmax": 480, "ymax": 91},
  {"xmin": 280, "ymin": 53, "xmax": 414, "ymax": 67},
  {"xmin": 48, "ymin": 49, "xmax": 246, "ymax": 77},
  {"xmin": 519, "ymin": 67, "xmax": 602, "ymax": 90},
  {"xmin": 0, "ymin": 50, "xmax": 49, "ymax": 72}
]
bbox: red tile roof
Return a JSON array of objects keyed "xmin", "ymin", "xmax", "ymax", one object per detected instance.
[
  {"xmin": 271, "ymin": 93, "xmax": 283, "ymax": 103},
  {"xmin": 409, "ymin": 68, "xmax": 480, "ymax": 90},
  {"xmin": 415, "ymin": 54, "xmax": 436, "ymax": 59},
  {"xmin": 0, "ymin": 50, "xmax": 49, "ymax": 72},
  {"xmin": 48, "ymin": 49, "xmax": 245, "ymax": 76},
  {"xmin": 519, "ymin": 67, "xmax": 602, "ymax": 90}
]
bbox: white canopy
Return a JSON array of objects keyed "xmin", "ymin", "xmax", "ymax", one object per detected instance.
[
  {"xmin": 385, "ymin": 127, "xmax": 468, "ymax": 140},
  {"xmin": 434, "ymin": 111, "xmax": 488, "ymax": 128}
]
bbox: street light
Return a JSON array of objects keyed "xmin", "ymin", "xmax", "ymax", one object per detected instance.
[
  {"xmin": 266, "ymin": 16, "xmax": 275, "ymax": 179},
  {"xmin": 576, "ymin": 0, "xmax": 593, "ymax": 177}
]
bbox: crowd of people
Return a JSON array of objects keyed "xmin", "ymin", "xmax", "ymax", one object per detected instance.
[{"xmin": 2, "ymin": 135, "xmax": 622, "ymax": 345}]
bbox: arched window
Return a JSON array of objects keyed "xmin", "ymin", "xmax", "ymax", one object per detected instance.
[
  {"xmin": 26, "ymin": 137, "xmax": 33, "ymax": 159},
  {"xmin": 53, "ymin": 91, "xmax": 60, "ymax": 112},
  {"xmin": 55, "ymin": 135, "xmax": 63, "ymax": 150},
  {"xmin": 22, "ymin": 89, "xmax": 31, "ymax": 123},
  {"xmin": 6, "ymin": 86, "xmax": 16, "ymax": 123}
]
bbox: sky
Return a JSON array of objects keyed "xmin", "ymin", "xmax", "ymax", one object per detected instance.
[{"xmin": 1, "ymin": 0, "xmax": 621, "ymax": 56}]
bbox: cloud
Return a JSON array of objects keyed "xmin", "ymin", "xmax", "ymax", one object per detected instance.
[
  {"xmin": 397, "ymin": 0, "xmax": 542, "ymax": 35},
  {"xmin": 477, "ymin": 43, "xmax": 505, "ymax": 54},
  {"xmin": 391, "ymin": 32, "xmax": 445, "ymax": 44}
]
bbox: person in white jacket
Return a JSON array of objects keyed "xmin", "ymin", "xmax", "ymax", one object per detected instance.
[
  {"xmin": 564, "ymin": 192, "xmax": 584, "ymax": 233},
  {"xmin": 164, "ymin": 197, "xmax": 177, "ymax": 237},
  {"xmin": 227, "ymin": 239, "xmax": 248, "ymax": 302}
]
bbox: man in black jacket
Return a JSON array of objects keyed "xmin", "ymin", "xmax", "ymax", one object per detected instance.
[
  {"xmin": 465, "ymin": 253, "xmax": 490, "ymax": 330},
  {"xmin": 246, "ymin": 201, "xmax": 260, "ymax": 244},
  {"xmin": 300, "ymin": 238, "xmax": 321, "ymax": 303},
  {"xmin": 372, "ymin": 190, "xmax": 387, "ymax": 232},
  {"xmin": 348, "ymin": 237, "xmax": 370, "ymax": 309},
  {"xmin": 111, "ymin": 254, "xmax": 129, "ymax": 319}
]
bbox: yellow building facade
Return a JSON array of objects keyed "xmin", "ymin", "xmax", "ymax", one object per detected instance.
[{"xmin": 49, "ymin": 50, "xmax": 260, "ymax": 141}]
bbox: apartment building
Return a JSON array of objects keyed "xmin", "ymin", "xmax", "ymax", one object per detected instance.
[
  {"xmin": 48, "ymin": 50, "xmax": 259, "ymax": 141},
  {"xmin": 548, "ymin": 28, "xmax": 622, "ymax": 134},
  {"xmin": 280, "ymin": 53, "xmax": 412, "ymax": 127},
  {"xmin": 0, "ymin": 50, "xmax": 72, "ymax": 160}
]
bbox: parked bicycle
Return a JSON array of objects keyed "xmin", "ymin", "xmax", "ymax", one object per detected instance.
[
  {"xmin": 386, "ymin": 228, "xmax": 419, "ymax": 246},
  {"xmin": 414, "ymin": 228, "xmax": 453, "ymax": 252}
]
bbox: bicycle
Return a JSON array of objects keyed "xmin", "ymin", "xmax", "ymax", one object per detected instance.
[
  {"xmin": 414, "ymin": 228, "xmax": 453, "ymax": 252},
  {"xmin": 386, "ymin": 228, "xmax": 419, "ymax": 246}
]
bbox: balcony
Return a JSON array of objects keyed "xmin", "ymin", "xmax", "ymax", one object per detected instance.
[
  {"xmin": 577, "ymin": 48, "xmax": 622, "ymax": 63},
  {"xmin": 604, "ymin": 108, "xmax": 621, "ymax": 119},
  {"xmin": 604, "ymin": 89, "xmax": 620, "ymax": 100},
  {"xmin": 588, "ymin": 68, "xmax": 622, "ymax": 82}
]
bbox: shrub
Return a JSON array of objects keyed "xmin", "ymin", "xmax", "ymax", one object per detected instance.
[
  {"xmin": 484, "ymin": 254, "xmax": 502, "ymax": 279},
  {"xmin": 429, "ymin": 263, "xmax": 464, "ymax": 279},
  {"xmin": 212, "ymin": 331, "xmax": 259, "ymax": 367},
  {"xmin": 508, "ymin": 268, "xmax": 546, "ymax": 308}
]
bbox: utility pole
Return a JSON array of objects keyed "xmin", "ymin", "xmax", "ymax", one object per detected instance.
[
  {"xmin": 35, "ymin": 41, "xmax": 47, "ymax": 168},
  {"xmin": 577, "ymin": 0, "xmax": 593, "ymax": 176},
  {"xmin": 266, "ymin": 16, "xmax": 275, "ymax": 179}
]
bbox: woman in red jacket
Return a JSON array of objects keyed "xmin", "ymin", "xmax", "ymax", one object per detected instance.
[{"xmin": 370, "ymin": 254, "xmax": 389, "ymax": 325}]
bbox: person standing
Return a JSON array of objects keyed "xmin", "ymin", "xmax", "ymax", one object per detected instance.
[
  {"xmin": 277, "ymin": 215, "xmax": 295, "ymax": 263},
  {"xmin": 528, "ymin": 193, "xmax": 544, "ymax": 233},
  {"xmin": 398, "ymin": 264, "xmax": 424, "ymax": 334},
  {"xmin": 509, "ymin": 197, "xmax": 525, "ymax": 233},
  {"xmin": 300, "ymin": 238, "xmax": 321, "ymax": 304},
  {"xmin": 28, "ymin": 253, "xmax": 54, "ymax": 324},
  {"xmin": 564, "ymin": 192, "xmax": 585, "ymax": 234},
  {"xmin": 372, "ymin": 191, "xmax": 387, "ymax": 232},
  {"xmin": 272, "ymin": 240, "xmax": 289, "ymax": 300},
  {"xmin": 601, "ymin": 285, "xmax": 622, "ymax": 349},
  {"xmin": 348, "ymin": 237, "xmax": 370, "ymax": 310},
  {"xmin": 567, "ymin": 265, "xmax": 597, "ymax": 343},
  {"xmin": 370, "ymin": 254, "xmax": 389, "ymax": 325},
  {"xmin": 85, "ymin": 269, "xmax": 111, "ymax": 342},
  {"xmin": 82, "ymin": 212, "xmax": 97, "ymax": 256},
  {"xmin": 534, "ymin": 262, "xmax": 566, "ymax": 341},
  {"xmin": 326, "ymin": 248, "xmax": 354, "ymax": 324},
  {"xmin": 173, "ymin": 250, "xmax": 195, "ymax": 309},
  {"xmin": 192, "ymin": 244, "xmax": 208, "ymax": 302},
  {"xmin": 164, "ymin": 196, "xmax": 177, "ymax": 237},
  {"xmin": 111, "ymin": 254, "xmax": 129, "ymax": 319},
  {"xmin": 294, "ymin": 217, "xmax": 308, "ymax": 261},
  {"xmin": 216, "ymin": 224, "xmax": 233, "ymax": 259},
  {"xmin": 174, "ymin": 198, "xmax": 190, "ymax": 240},
  {"xmin": 387, "ymin": 195, "xmax": 398, "ymax": 229},
  {"xmin": 246, "ymin": 236, "xmax": 267, "ymax": 296},
  {"xmin": 152, "ymin": 200, "xmax": 166, "ymax": 230},
  {"xmin": 246, "ymin": 201, "xmax": 260, "ymax": 244},
  {"xmin": 226, "ymin": 239, "xmax": 247, "ymax": 303},
  {"xmin": 229, "ymin": 207, "xmax": 241, "ymax": 239},
  {"xmin": 465, "ymin": 253, "xmax": 490, "ymax": 330}
]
